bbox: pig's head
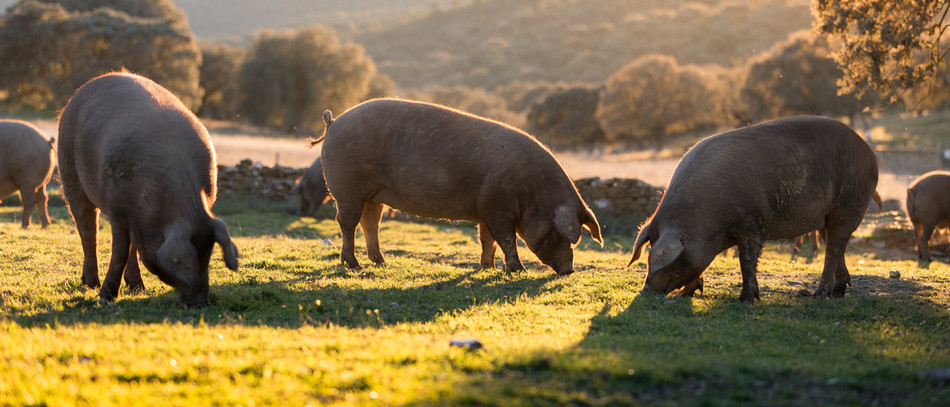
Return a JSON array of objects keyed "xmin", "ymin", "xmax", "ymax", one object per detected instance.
[
  {"xmin": 154, "ymin": 218, "xmax": 239, "ymax": 307},
  {"xmin": 521, "ymin": 205, "xmax": 603, "ymax": 275},
  {"xmin": 629, "ymin": 221, "xmax": 706, "ymax": 295},
  {"xmin": 292, "ymin": 175, "xmax": 329, "ymax": 217}
]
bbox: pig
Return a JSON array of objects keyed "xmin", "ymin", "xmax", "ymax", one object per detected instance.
[
  {"xmin": 790, "ymin": 230, "xmax": 821, "ymax": 261},
  {"xmin": 906, "ymin": 170, "xmax": 950, "ymax": 264},
  {"xmin": 0, "ymin": 120, "xmax": 55, "ymax": 228},
  {"xmin": 311, "ymin": 98, "xmax": 602, "ymax": 274},
  {"xmin": 57, "ymin": 71, "xmax": 239, "ymax": 307},
  {"xmin": 293, "ymin": 157, "xmax": 330, "ymax": 217},
  {"xmin": 629, "ymin": 116, "xmax": 880, "ymax": 302}
]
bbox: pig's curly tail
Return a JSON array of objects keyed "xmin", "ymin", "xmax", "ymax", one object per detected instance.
[{"xmin": 308, "ymin": 110, "xmax": 334, "ymax": 147}]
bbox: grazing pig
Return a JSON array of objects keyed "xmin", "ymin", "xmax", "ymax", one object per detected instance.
[
  {"xmin": 790, "ymin": 230, "xmax": 821, "ymax": 261},
  {"xmin": 906, "ymin": 171, "xmax": 950, "ymax": 264},
  {"xmin": 293, "ymin": 157, "xmax": 330, "ymax": 217},
  {"xmin": 629, "ymin": 116, "xmax": 880, "ymax": 302},
  {"xmin": 0, "ymin": 120, "xmax": 55, "ymax": 228},
  {"xmin": 57, "ymin": 72, "xmax": 239, "ymax": 306},
  {"xmin": 312, "ymin": 98, "xmax": 602, "ymax": 274}
]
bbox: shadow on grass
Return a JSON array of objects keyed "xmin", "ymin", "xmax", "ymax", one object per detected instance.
[
  {"xmin": 14, "ymin": 266, "xmax": 562, "ymax": 330},
  {"xmin": 427, "ymin": 274, "xmax": 950, "ymax": 405}
]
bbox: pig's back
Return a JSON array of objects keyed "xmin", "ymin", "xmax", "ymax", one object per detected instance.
[
  {"xmin": 664, "ymin": 116, "xmax": 877, "ymax": 238},
  {"xmin": 58, "ymin": 72, "xmax": 216, "ymax": 209},
  {"xmin": 321, "ymin": 99, "xmax": 573, "ymax": 219}
]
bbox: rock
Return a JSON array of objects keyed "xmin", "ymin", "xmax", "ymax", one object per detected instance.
[
  {"xmin": 919, "ymin": 367, "xmax": 950, "ymax": 385},
  {"xmin": 449, "ymin": 339, "xmax": 483, "ymax": 351}
]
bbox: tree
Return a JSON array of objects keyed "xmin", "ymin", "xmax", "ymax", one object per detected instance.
[
  {"xmin": 197, "ymin": 43, "xmax": 243, "ymax": 120},
  {"xmin": 740, "ymin": 31, "xmax": 878, "ymax": 123},
  {"xmin": 814, "ymin": 0, "xmax": 950, "ymax": 100},
  {"xmin": 405, "ymin": 85, "xmax": 523, "ymax": 128},
  {"xmin": 236, "ymin": 26, "xmax": 386, "ymax": 135},
  {"xmin": 596, "ymin": 54, "xmax": 731, "ymax": 148},
  {"xmin": 526, "ymin": 85, "xmax": 605, "ymax": 148},
  {"xmin": 0, "ymin": 0, "xmax": 201, "ymax": 110}
]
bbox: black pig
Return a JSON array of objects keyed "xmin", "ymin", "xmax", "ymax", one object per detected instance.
[
  {"xmin": 58, "ymin": 72, "xmax": 239, "ymax": 306},
  {"xmin": 629, "ymin": 116, "xmax": 880, "ymax": 302}
]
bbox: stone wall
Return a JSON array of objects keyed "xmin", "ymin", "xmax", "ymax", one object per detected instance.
[
  {"xmin": 216, "ymin": 160, "xmax": 665, "ymax": 220},
  {"xmin": 217, "ymin": 159, "xmax": 305, "ymax": 199},
  {"xmin": 573, "ymin": 177, "xmax": 663, "ymax": 220}
]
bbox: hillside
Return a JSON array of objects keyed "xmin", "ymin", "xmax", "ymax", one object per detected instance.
[
  {"xmin": 0, "ymin": 0, "xmax": 814, "ymax": 90},
  {"xmin": 356, "ymin": 0, "xmax": 814, "ymax": 89},
  {"xmin": 170, "ymin": 0, "xmax": 457, "ymax": 41}
]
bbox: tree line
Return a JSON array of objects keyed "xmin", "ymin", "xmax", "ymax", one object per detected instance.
[{"xmin": 2, "ymin": 0, "xmax": 948, "ymax": 149}]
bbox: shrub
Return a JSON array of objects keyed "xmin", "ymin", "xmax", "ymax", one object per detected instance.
[
  {"xmin": 0, "ymin": 0, "xmax": 200, "ymax": 110},
  {"xmin": 197, "ymin": 42, "xmax": 243, "ymax": 120},
  {"xmin": 236, "ymin": 25, "xmax": 385, "ymax": 135},
  {"xmin": 596, "ymin": 54, "xmax": 731, "ymax": 148},
  {"xmin": 406, "ymin": 85, "xmax": 523, "ymax": 128},
  {"xmin": 740, "ymin": 31, "xmax": 877, "ymax": 123},
  {"xmin": 526, "ymin": 85, "xmax": 605, "ymax": 148}
]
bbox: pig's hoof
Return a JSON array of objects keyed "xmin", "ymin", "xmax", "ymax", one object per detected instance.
[
  {"xmin": 178, "ymin": 299, "xmax": 210, "ymax": 308},
  {"xmin": 126, "ymin": 283, "xmax": 145, "ymax": 294},
  {"xmin": 555, "ymin": 269, "xmax": 575, "ymax": 276},
  {"xmin": 341, "ymin": 260, "xmax": 362, "ymax": 270},
  {"xmin": 97, "ymin": 296, "xmax": 114, "ymax": 306},
  {"xmin": 81, "ymin": 277, "xmax": 101, "ymax": 290},
  {"xmin": 738, "ymin": 291, "xmax": 759, "ymax": 303},
  {"xmin": 812, "ymin": 286, "xmax": 831, "ymax": 298}
]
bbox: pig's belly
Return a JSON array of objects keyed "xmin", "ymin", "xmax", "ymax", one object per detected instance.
[
  {"xmin": 370, "ymin": 187, "xmax": 480, "ymax": 222},
  {"xmin": 761, "ymin": 213, "xmax": 826, "ymax": 241}
]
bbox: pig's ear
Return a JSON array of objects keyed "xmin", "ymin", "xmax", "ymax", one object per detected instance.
[
  {"xmin": 581, "ymin": 206, "xmax": 603, "ymax": 246},
  {"xmin": 628, "ymin": 221, "xmax": 651, "ymax": 267},
  {"xmin": 291, "ymin": 176, "xmax": 304, "ymax": 194},
  {"xmin": 648, "ymin": 230, "xmax": 684, "ymax": 272},
  {"xmin": 554, "ymin": 205, "xmax": 582, "ymax": 244},
  {"xmin": 212, "ymin": 218, "xmax": 239, "ymax": 271}
]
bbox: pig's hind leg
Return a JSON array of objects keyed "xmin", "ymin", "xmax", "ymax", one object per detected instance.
[
  {"xmin": 914, "ymin": 222, "xmax": 934, "ymax": 265},
  {"xmin": 360, "ymin": 202, "xmax": 385, "ymax": 265},
  {"xmin": 335, "ymin": 200, "xmax": 365, "ymax": 269},
  {"xmin": 814, "ymin": 219, "xmax": 860, "ymax": 298},
  {"xmin": 477, "ymin": 222, "xmax": 497, "ymax": 269},
  {"xmin": 737, "ymin": 238, "xmax": 763, "ymax": 303},
  {"xmin": 33, "ymin": 185, "xmax": 50, "ymax": 228}
]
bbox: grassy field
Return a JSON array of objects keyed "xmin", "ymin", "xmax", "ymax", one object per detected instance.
[{"xmin": 1, "ymin": 190, "xmax": 949, "ymax": 406}]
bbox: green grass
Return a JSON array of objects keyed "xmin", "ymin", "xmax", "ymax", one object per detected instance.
[{"xmin": 1, "ymin": 191, "xmax": 949, "ymax": 406}]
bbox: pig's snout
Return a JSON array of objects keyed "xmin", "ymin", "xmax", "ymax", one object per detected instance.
[
  {"xmin": 642, "ymin": 273, "xmax": 677, "ymax": 296},
  {"xmin": 178, "ymin": 295, "xmax": 209, "ymax": 308},
  {"xmin": 555, "ymin": 268, "xmax": 575, "ymax": 276}
]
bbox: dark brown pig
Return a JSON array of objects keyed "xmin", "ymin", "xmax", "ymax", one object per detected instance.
[
  {"xmin": 0, "ymin": 120, "xmax": 55, "ymax": 228},
  {"xmin": 293, "ymin": 157, "xmax": 330, "ymax": 217},
  {"xmin": 629, "ymin": 116, "xmax": 880, "ymax": 302},
  {"xmin": 906, "ymin": 170, "xmax": 950, "ymax": 264},
  {"xmin": 57, "ymin": 72, "xmax": 239, "ymax": 306},
  {"xmin": 312, "ymin": 98, "xmax": 602, "ymax": 274}
]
